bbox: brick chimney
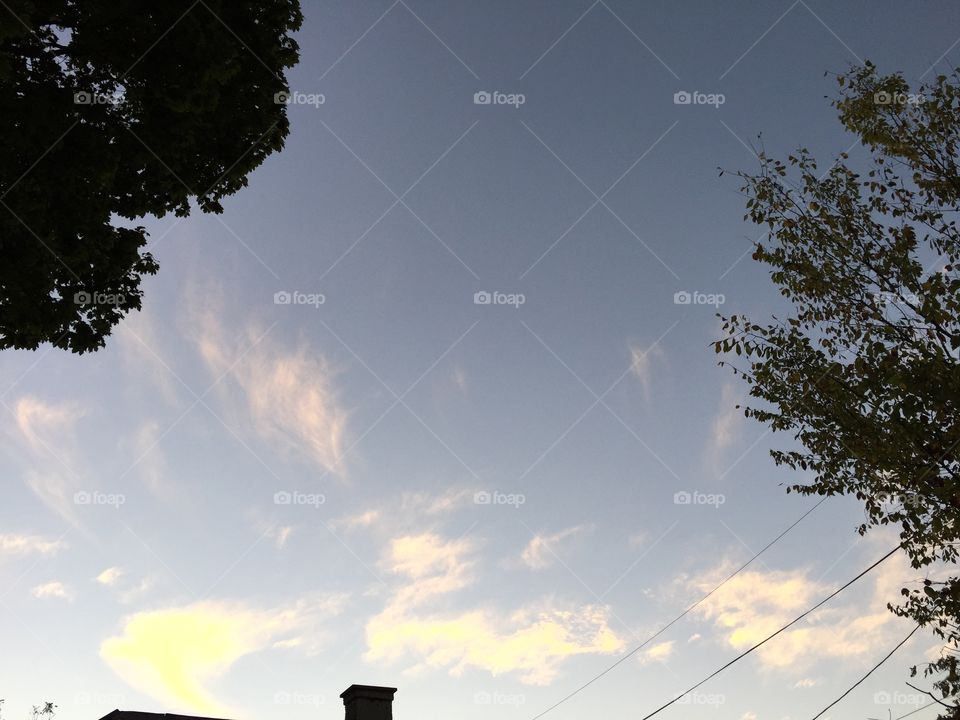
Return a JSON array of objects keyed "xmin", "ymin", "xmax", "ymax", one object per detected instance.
[{"xmin": 340, "ymin": 685, "xmax": 397, "ymax": 720}]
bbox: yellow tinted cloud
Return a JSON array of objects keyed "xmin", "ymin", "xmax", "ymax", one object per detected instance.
[
  {"xmin": 366, "ymin": 533, "xmax": 623, "ymax": 684},
  {"xmin": 691, "ymin": 554, "xmax": 916, "ymax": 669},
  {"xmin": 102, "ymin": 597, "xmax": 344, "ymax": 715}
]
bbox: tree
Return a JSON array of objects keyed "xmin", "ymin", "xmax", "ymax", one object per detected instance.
[
  {"xmin": 0, "ymin": 0, "xmax": 303, "ymax": 352},
  {"xmin": 719, "ymin": 62, "xmax": 960, "ymax": 713}
]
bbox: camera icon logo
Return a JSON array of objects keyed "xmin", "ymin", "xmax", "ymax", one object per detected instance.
[
  {"xmin": 74, "ymin": 291, "xmax": 92, "ymax": 305},
  {"xmin": 74, "ymin": 91, "xmax": 92, "ymax": 105},
  {"xmin": 473, "ymin": 491, "xmax": 492, "ymax": 505},
  {"xmin": 74, "ymin": 491, "xmax": 92, "ymax": 505},
  {"xmin": 474, "ymin": 91, "xmax": 492, "ymax": 105},
  {"xmin": 873, "ymin": 91, "xmax": 892, "ymax": 105},
  {"xmin": 873, "ymin": 691, "xmax": 892, "ymax": 704},
  {"xmin": 674, "ymin": 491, "xmax": 692, "ymax": 505},
  {"xmin": 274, "ymin": 91, "xmax": 291, "ymax": 105},
  {"xmin": 274, "ymin": 491, "xmax": 292, "ymax": 505},
  {"xmin": 673, "ymin": 91, "xmax": 692, "ymax": 105},
  {"xmin": 673, "ymin": 290, "xmax": 691, "ymax": 305},
  {"xmin": 474, "ymin": 692, "xmax": 492, "ymax": 705},
  {"xmin": 474, "ymin": 290, "xmax": 492, "ymax": 305},
  {"xmin": 274, "ymin": 291, "xmax": 292, "ymax": 305}
]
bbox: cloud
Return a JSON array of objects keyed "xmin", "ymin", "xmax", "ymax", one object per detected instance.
[
  {"xmin": 332, "ymin": 509, "xmax": 381, "ymax": 532},
  {"xmin": 32, "ymin": 581, "xmax": 73, "ymax": 601},
  {"xmin": 101, "ymin": 595, "xmax": 346, "ymax": 715},
  {"xmin": 365, "ymin": 532, "xmax": 623, "ymax": 685},
  {"xmin": 689, "ymin": 552, "xmax": 916, "ymax": 670},
  {"xmin": 97, "ymin": 567, "xmax": 125, "ymax": 586},
  {"xmin": 520, "ymin": 526, "xmax": 587, "ymax": 570},
  {"xmin": 0, "ymin": 534, "xmax": 67, "ymax": 556},
  {"xmin": 638, "ymin": 640, "xmax": 674, "ymax": 665},
  {"xmin": 192, "ymin": 306, "xmax": 348, "ymax": 476},
  {"xmin": 132, "ymin": 421, "xmax": 172, "ymax": 499},
  {"xmin": 706, "ymin": 383, "xmax": 743, "ymax": 468},
  {"xmin": 332, "ymin": 489, "xmax": 471, "ymax": 537},
  {"xmin": 268, "ymin": 526, "xmax": 294, "ymax": 549},
  {"xmin": 15, "ymin": 396, "xmax": 81, "ymax": 451},
  {"xmin": 118, "ymin": 576, "xmax": 158, "ymax": 605},
  {"xmin": 117, "ymin": 308, "xmax": 181, "ymax": 405},
  {"xmin": 629, "ymin": 343, "xmax": 665, "ymax": 403},
  {"xmin": 10, "ymin": 396, "xmax": 86, "ymax": 524}
]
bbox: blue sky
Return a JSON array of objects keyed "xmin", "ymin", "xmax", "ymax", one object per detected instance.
[{"xmin": 2, "ymin": 2, "xmax": 959, "ymax": 719}]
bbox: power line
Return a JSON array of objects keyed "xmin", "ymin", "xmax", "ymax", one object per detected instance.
[
  {"xmin": 811, "ymin": 623, "xmax": 922, "ymax": 719},
  {"xmin": 529, "ymin": 497, "xmax": 827, "ymax": 720},
  {"xmin": 638, "ymin": 543, "xmax": 902, "ymax": 720},
  {"xmin": 894, "ymin": 701, "xmax": 942, "ymax": 719}
]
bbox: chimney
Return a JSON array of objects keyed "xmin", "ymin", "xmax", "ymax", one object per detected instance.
[{"xmin": 340, "ymin": 685, "xmax": 397, "ymax": 720}]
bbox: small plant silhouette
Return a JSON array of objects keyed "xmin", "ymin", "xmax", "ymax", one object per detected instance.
[{"xmin": 31, "ymin": 703, "xmax": 56, "ymax": 720}]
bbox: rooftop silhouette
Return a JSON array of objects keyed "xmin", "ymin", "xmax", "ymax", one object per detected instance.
[{"xmin": 96, "ymin": 685, "xmax": 398, "ymax": 720}]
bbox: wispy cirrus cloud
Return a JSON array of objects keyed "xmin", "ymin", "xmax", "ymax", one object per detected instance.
[
  {"xmin": 706, "ymin": 382, "xmax": 743, "ymax": 468},
  {"xmin": 365, "ymin": 532, "xmax": 623, "ymax": 685},
  {"xmin": 10, "ymin": 396, "xmax": 86, "ymax": 524},
  {"xmin": 519, "ymin": 525, "xmax": 588, "ymax": 570},
  {"xmin": 191, "ymin": 298, "xmax": 348, "ymax": 477},
  {"xmin": 629, "ymin": 343, "xmax": 665, "ymax": 404}
]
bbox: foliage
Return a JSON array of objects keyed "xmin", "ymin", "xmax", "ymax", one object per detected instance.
[
  {"xmin": 0, "ymin": 0, "xmax": 303, "ymax": 352},
  {"xmin": 719, "ymin": 61, "xmax": 960, "ymax": 713}
]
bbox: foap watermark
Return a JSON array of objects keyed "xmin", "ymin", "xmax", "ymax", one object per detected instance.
[
  {"xmin": 274, "ymin": 290, "xmax": 325, "ymax": 308},
  {"xmin": 877, "ymin": 290, "xmax": 921, "ymax": 308},
  {"xmin": 75, "ymin": 692, "xmax": 126, "ymax": 707},
  {"xmin": 474, "ymin": 490, "xmax": 525, "ymax": 508},
  {"xmin": 74, "ymin": 291, "xmax": 126, "ymax": 307},
  {"xmin": 877, "ymin": 492, "xmax": 926, "ymax": 511},
  {"xmin": 273, "ymin": 691, "xmax": 326, "ymax": 708},
  {"xmin": 273, "ymin": 490, "xmax": 325, "ymax": 508},
  {"xmin": 74, "ymin": 491, "xmax": 125, "ymax": 508},
  {"xmin": 873, "ymin": 691, "xmax": 924, "ymax": 708},
  {"xmin": 676, "ymin": 692, "xmax": 725, "ymax": 707},
  {"xmin": 674, "ymin": 290, "xmax": 725, "ymax": 307},
  {"xmin": 474, "ymin": 692, "xmax": 526, "ymax": 707},
  {"xmin": 74, "ymin": 91, "xmax": 122, "ymax": 106},
  {"xmin": 274, "ymin": 90, "xmax": 325, "ymax": 108},
  {"xmin": 474, "ymin": 290, "xmax": 525, "ymax": 308},
  {"xmin": 474, "ymin": 90, "xmax": 525, "ymax": 108},
  {"xmin": 674, "ymin": 490, "xmax": 725, "ymax": 508},
  {"xmin": 673, "ymin": 90, "xmax": 725, "ymax": 108},
  {"xmin": 873, "ymin": 91, "xmax": 925, "ymax": 106}
]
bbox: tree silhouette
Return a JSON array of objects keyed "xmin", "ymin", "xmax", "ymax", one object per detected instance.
[
  {"xmin": 0, "ymin": 0, "xmax": 303, "ymax": 352},
  {"xmin": 720, "ymin": 62, "xmax": 960, "ymax": 713}
]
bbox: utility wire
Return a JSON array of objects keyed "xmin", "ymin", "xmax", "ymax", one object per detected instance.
[
  {"xmin": 638, "ymin": 543, "xmax": 902, "ymax": 720},
  {"xmin": 811, "ymin": 623, "xmax": 922, "ymax": 719},
  {"xmin": 529, "ymin": 497, "xmax": 827, "ymax": 720},
  {"xmin": 894, "ymin": 701, "xmax": 941, "ymax": 719}
]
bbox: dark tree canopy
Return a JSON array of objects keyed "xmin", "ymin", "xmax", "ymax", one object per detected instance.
[
  {"xmin": 0, "ymin": 0, "xmax": 302, "ymax": 352},
  {"xmin": 721, "ymin": 62, "xmax": 960, "ymax": 714}
]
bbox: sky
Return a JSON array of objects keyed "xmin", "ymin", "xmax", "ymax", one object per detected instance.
[{"xmin": 2, "ymin": 2, "xmax": 960, "ymax": 720}]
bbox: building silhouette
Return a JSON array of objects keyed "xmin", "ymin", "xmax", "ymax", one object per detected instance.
[{"xmin": 98, "ymin": 685, "xmax": 397, "ymax": 720}]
